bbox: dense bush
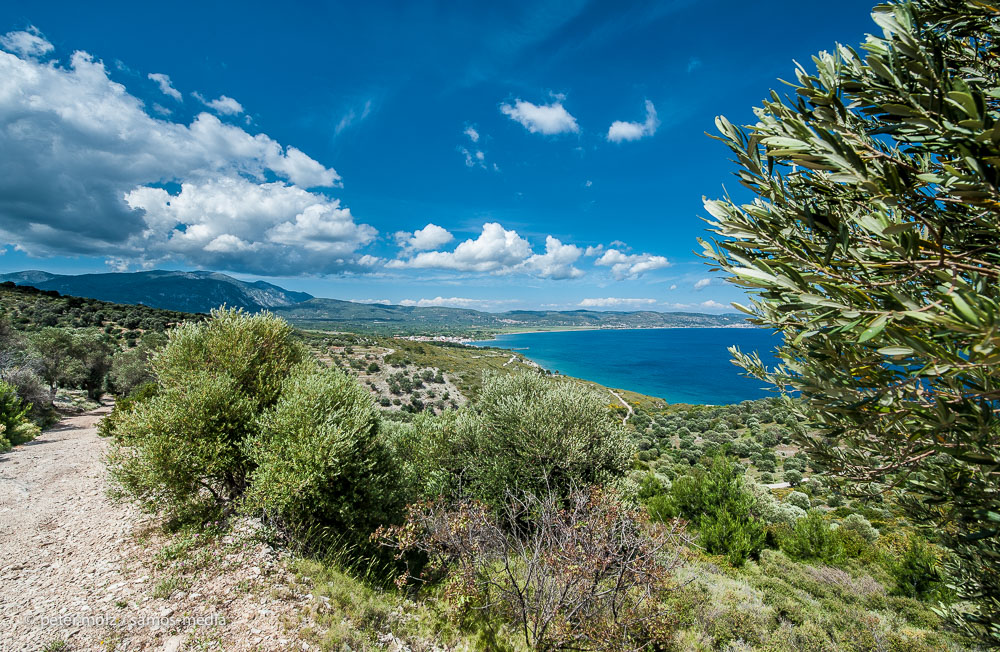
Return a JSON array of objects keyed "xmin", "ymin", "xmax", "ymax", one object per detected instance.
[
  {"xmin": 107, "ymin": 310, "xmax": 305, "ymax": 523},
  {"xmin": 0, "ymin": 381, "xmax": 40, "ymax": 451},
  {"xmin": 780, "ymin": 510, "xmax": 843, "ymax": 565},
  {"xmin": 243, "ymin": 363, "xmax": 401, "ymax": 548},
  {"xmin": 154, "ymin": 309, "xmax": 304, "ymax": 410},
  {"xmin": 886, "ymin": 534, "xmax": 943, "ymax": 600},
  {"xmin": 461, "ymin": 371, "xmax": 634, "ymax": 506},
  {"xmin": 107, "ymin": 372, "xmax": 258, "ymax": 520},
  {"xmin": 838, "ymin": 513, "xmax": 879, "ymax": 544},
  {"xmin": 663, "ymin": 454, "xmax": 765, "ymax": 566}
]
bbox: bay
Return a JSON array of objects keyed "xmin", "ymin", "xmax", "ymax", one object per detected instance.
[{"xmin": 472, "ymin": 327, "xmax": 782, "ymax": 405}]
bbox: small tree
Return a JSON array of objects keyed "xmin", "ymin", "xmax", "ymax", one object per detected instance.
[
  {"xmin": 665, "ymin": 454, "xmax": 766, "ymax": 566},
  {"xmin": 701, "ymin": 0, "xmax": 1000, "ymax": 639}
]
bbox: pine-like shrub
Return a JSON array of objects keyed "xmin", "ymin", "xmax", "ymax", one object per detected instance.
[
  {"xmin": 0, "ymin": 381, "xmax": 40, "ymax": 451},
  {"xmin": 665, "ymin": 454, "xmax": 765, "ymax": 566}
]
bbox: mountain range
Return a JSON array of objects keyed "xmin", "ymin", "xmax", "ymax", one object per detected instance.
[{"xmin": 0, "ymin": 270, "xmax": 745, "ymax": 334}]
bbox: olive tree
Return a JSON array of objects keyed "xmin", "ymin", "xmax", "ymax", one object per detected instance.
[{"xmin": 701, "ymin": 0, "xmax": 1000, "ymax": 640}]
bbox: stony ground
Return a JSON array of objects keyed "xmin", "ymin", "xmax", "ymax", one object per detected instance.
[{"xmin": 0, "ymin": 405, "xmax": 318, "ymax": 652}]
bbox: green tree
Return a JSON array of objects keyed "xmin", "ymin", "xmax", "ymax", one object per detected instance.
[
  {"xmin": 30, "ymin": 328, "xmax": 82, "ymax": 398},
  {"xmin": 108, "ymin": 332, "xmax": 167, "ymax": 396},
  {"xmin": 701, "ymin": 0, "xmax": 1000, "ymax": 639}
]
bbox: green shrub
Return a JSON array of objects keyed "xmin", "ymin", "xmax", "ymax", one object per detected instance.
[
  {"xmin": 838, "ymin": 513, "xmax": 879, "ymax": 544},
  {"xmin": 666, "ymin": 454, "xmax": 766, "ymax": 566},
  {"xmin": 107, "ymin": 372, "xmax": 257, "ymax": 521},
  {"xmin": 242, "ymin": 363, "xmax": 400, "ymax": 548},
  {"xmin": 0, "ymin": 381, "xmax": 41, "ymax": 451},
  {"xmin": 460, "ymin": 372, "xmax": 634, "ymax": 506},
  {"xmin": 153, "ymin": 308, "xmax": 304, "ymax": 409},
  {"xmin": 780, "ymin": 510, "xmax": 843, "ymax": 565},
  {"xmin": 887, "ymin": 535, "xmax": 942, "ymax": 600},
  {"xmin": 785, "ymin": 490, "xmax": 810, "ymax": 511}
]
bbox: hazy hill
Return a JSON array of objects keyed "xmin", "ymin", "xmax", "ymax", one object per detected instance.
[
  {"xmin": 0, "ymin": 270, "xmax": 313, "ymax": 313},
  {"xmin": 0, "ymin": 270, "xmax": 745, "ymax": 334}
]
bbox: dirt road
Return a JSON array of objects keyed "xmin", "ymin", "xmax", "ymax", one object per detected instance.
[{"xmin": 0, "ymin": 404, "xmax": 142, "ymax": 650}]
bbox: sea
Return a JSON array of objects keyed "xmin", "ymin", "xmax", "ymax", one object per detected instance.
[{"xmin": 472, "ymin": 327, "xmax": 782, "ymax": 405}]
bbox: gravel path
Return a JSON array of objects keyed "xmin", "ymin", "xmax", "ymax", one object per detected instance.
[{"xmin": 0, "ymin": 403, "xmax": 139, "ymax": 651}]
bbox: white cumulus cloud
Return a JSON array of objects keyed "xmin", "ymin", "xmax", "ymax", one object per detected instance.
[
  {"xmin": 500, "ymin": 98, "xmax": 579, "ymax": 135},
  {"xmin": 124, "ymin": 177, "xmax": 377, "ymax": 274},
  {"xmin": 578, "ymin": 297, "xmax": 658, "ymax": 308},
  {"xmin": 399, "ymin": 297, "xmax": 493, "ymax": 308},
  {"xmin": 389, "ymin": 222, "xmax": 532, "ymax": 273},
  {"xmin": 595, "ymin": 248, "xmax": 670, "ymax": 280},
  {"xmin": 700, "ymin": 300, "xmax": 727, "ymax": 310},
  {"xmin": 522, "ymin": 236, "xmax": 583, "ymax": 279},
  {"xmin": 0, "ymin": 26, "xmax": 53, "ymax": 58},
  {"xmin": 394, "ymin": 224, "xmax": 454, "ymax": 251},
  {"xmin": 0, "ymin": 37, "xmax": 369, "ymax": 274},
  {"xmin": 148, "ymin": 72, "xmax": 182, "ymax": 101},
  {"xmin": 464, "ymin": 126, "xmax": 479, "ymax": 142},
  {"xmin": 607, "ymin": 100, "xmax": 659, "ymax": 143},
  {"xmin": 194, "ymin": 92, "xmax": 244, "ymax": 115},
  {"xmin": 694, "ymin": 278, "xmax": 711, "ymax": 290}
]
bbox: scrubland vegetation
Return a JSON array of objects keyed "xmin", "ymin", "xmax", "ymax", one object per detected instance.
[{"xmin": 94, "ymin": 309, "xmax": 974, "ymax": 650}]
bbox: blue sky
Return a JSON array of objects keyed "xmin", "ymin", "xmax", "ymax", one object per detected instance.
[{"xmin": 0, "ymin": 0, "xmax": 876, "ymax": 311}]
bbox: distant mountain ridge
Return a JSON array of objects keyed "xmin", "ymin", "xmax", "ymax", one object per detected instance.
[
  {"xmin": 0, "ymin": 269, "xmax": 746, "ymax": 333},
  {"xmin": 0, "ymin": 270, "xmax": 313, "ymax": 313}
]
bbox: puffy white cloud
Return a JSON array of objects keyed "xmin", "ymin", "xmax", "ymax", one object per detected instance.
[
  {"xmin": 124, "ymin": 177, "xmax": 377, "ymax": 274},
  {"xmin": 194, "ymin": 92, "xmax": 243, "ymax": 115},
  {"xmin": 584, "ymin": 244, "xmax": 604, "ymax": 256},
  {"xmin": 607, "ymin": 100, "xmax": 659, "ymax": 143},
  {"xmin": 148, "ymin": 72, "xmax": 182, "ymax": 101},
  {"xmin": 595, "ymin": 248, "xmax": 670, "ymax": 280},
  {"xmin": 700, "ymin": 300, "xmax": 727, "ymax": 310},
  {"xmin": 389, "ymin": 222, "xmax": 531, "ymax": 273},
  {"xmin": 390, "ymin": 224, "xmax": 583, "ymax": 280},
  {"xmin": 355, "ymin": 298, "xmax": 392, "ymax": 305},
  {"xmin": 522, "ymin": 236, "xmax": 583, "ymax": 279},
  {"xmin": 694, "ymin": 278, "xmax": 711, "ymax": 290},
  {"xmin": 394, "ymin": 223, "xmax": 454, "ymax": 251},
  {"xmin": 578, "ymin": 297, "xmax": 658, "ymax": 308},
  {"xmin": 500, "ymin": 98, "xmax": 579, "ymax": 135},
  {"xmin": 0, "ymin": 27, "xmax": 53, "ymax": 58},
  {"xmin": 0, "ymin": 41, "xmax": 358, "ymax": 273},
  {"xmin": 464, "ymin": 126, "xmax": 479, "ymax": 142}
]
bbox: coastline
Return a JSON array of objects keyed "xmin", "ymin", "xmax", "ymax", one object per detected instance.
[{"xmin": 473, "ymin": 323, "xmax": 757, "ymax": 342}]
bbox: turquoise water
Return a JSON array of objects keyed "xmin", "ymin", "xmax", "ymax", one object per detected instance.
[{"xmin": 473, "ymin": 328, "xmax": 781, "ymax": 405}]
